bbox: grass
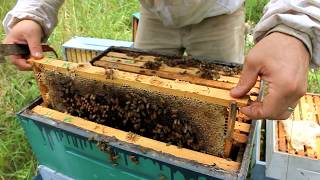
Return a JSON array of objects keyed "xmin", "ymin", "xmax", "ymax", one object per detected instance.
[
  {"xmin": 308, "ymin": 69, "xmax": 320, "ymax": 93},
  {"xmin": 0, "ymin": 1, "xmax": 139, "ymax": 179},
  {"xmin": 0, "ymin": 2, "xmax": 39, "ymax": 179},
  {"xmin": 0, "ymin": 1, "xmax": 319, "ymax": 179},
  {"xmin": 245, "ymin": 0, "xmax": 269, "ymax": 24}
]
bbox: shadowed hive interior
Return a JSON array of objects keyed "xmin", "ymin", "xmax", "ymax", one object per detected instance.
[{"xmin": 43, "ymin": 70, "xmax": 228, "ymax": 156}]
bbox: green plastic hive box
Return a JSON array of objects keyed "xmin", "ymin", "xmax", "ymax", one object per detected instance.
[{"xmin": 17, "ymin": 97, "xmax": 255, "ymax": 180}]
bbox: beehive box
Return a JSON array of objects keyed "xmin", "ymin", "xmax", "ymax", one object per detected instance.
[
  {"xmin": 62, "ymin": 37, "xmax": 133, "ymax": 63},
  {"xmin": 266, "ymin": 94, "xmax": 320, "ymax": 180},
  {"xmin": 250, "ymin": 120, "xmax": 274, "ymax": 180},
  {"xmin": 21, "ymin": 47, "xmax": 260, "ymax": 179}
]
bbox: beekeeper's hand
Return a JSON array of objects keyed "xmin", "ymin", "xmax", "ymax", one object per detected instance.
[
  {"xmin": 3, "ymin": 20, "xmax": 43, "ymax": 71},
  {"xmin": 231, "ymin": 32, "xmax": 309, "ymax": 120}
]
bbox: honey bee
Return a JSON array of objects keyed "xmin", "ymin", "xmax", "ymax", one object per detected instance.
[
  {"xmin": 128, "ymin": 155, "xmax": 139, "ymax": 165},
  {"xmin": 105, "ymin": 68, "xmax": 114, "ymax": 80},
  {"xmin": 126, "ymin": 132, "xmax": 139, "ymax": 142},
  {"xmin": 159, "ymin": 175, "xmax": 166, "ymax": 180}
]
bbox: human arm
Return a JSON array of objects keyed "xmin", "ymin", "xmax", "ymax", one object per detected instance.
[
  {"xmin": 2, "ymin": 0, "xmax": 64, "ymax": 70},
  {"xmin": 231, "ymin": 0, "xmax": 320, "ymax": 120}
]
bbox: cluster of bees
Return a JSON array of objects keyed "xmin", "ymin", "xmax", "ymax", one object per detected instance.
[
  {"xmin": 55, "ymin": 76, "xmax": 206, "ymax": 152},
  {"xmin": 199, "ymin": 63, "xmax": 221, "ymax": 80},
  {"xmin": 143, "ymin": 61, "xmax": 162, "ymax": 70},
  {"xmin": 140, "ymin": 55, "xmax": 242, "ymax": 80}
]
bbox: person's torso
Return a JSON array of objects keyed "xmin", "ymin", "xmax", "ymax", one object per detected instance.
[{"xmin": 139, "ymin": 0, "xmax": 244, "ymax": 27}]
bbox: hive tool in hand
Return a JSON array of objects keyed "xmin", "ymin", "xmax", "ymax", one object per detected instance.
[{"xmin": 0, "ymin": 44, "xmax": 57, "ymax": 63}]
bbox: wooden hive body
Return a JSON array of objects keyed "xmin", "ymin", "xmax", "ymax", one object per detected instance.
[
  {"xmin": 62, "ymin": 37, "xmax": 133, "ymax": 63},
  {"xmin": 266, "ymin": 93, "xmax": 320, "ymax": 180},
  {"xmin": 30, "ymin": 47, "xmax": 258, "ymax": 175}
]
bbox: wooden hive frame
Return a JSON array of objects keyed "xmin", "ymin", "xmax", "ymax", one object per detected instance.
[
  {"xmin": 29, "ymin": 47, "xmax": 259, "ymax": 174},
  {"xmin": 91, "ymin": 47, "xmax": 260, "ymax": 95},
  {"xmin": 266, "ymin": 93, "xmax": 320, "ymax": 179},
  {"xmin": 277, "ymin": 94, "xmax": 320, "ymax": 159},
  {"xmin": 64, "ymin": 47, "xmax": 99, "ymax": 63},
  {"xmin": 89, "ymin": 47, "xmax": 259, "ymax": 158}
]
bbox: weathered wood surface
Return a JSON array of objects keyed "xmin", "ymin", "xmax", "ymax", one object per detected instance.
[
  {"xmin": 32, "ymin": 105, "xmax": 241, "ymax": 172},
  {"xmin": 30, "ymin": 58, "xmax": 253, "ymax": 107}
]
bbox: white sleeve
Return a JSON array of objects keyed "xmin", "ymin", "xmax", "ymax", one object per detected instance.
[
  {"xmin": 254, "ymin": 0, "xmax": 320, "ymax": 67},
  {"xmin": 2, "ymin": 0, "xmax": 64, "ymax": 41}
]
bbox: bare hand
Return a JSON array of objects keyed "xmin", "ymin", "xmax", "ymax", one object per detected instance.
[
  {"xmin": 3, "ymin": 20, "xmax": 43, "ymax": 71},
  {"xmin": 231, "ymin": 32, "xmax": 309, "ymax": 120}
]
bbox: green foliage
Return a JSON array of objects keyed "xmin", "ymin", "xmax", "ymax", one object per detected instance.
[
  {"xmin": 308, "ymin": 68, "xmax": 320, "ymax": 93},
  {"xmin": 49, "ymin": 0, "xmax": 140, "ymax": 58},
  {"xmin": 0, "ymin": 64, "xmax": 38, "ymax": 180},
  {"xmin": 245, "ymin": 0, "xmax": 269, "ymax": 24},
  {"xmin": 0, "ymin": 2, "xmax": 38, "ymax": 180}
]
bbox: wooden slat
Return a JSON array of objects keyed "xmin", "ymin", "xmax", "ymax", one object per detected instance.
[
  {"xmin": 234, "ymin": 121, "xmax": 250, "ymax": 133},
  {"xmin": 314, "ymin": 96, "xmax": 320, "ymax": 124},
  {"xmin": 101, "ymin": 56, "xmax": 144, "ymax": 65},
  {"xmin": 288, "ymin": 97, "xmax": 304, "ymax": 155},
  {"xmin": 105, "ymin": 53, "xmax": 260, "ymax": 88},
  {"xmin": 30, "ymin": 58, "xmax": 252, "ymax": 107},
  {"xmin": 316, "ymin": 138, "xmax": 320, "ymax": 159},
  {"xmin": 107, "ymin": 51, "xmax": 243, "ymax": 78},
  {"xmin": 107, "ymin": 52, "xmax": 155, "ymax": 62},
  {"xmin": 94, "ymin": 60, "xmax": 259, "ymax": 94},
  {"xmin": 287, "ymin": 141, "xmax": 295, "ymax": 155},
  {"xmin": 98, "ymin": 57, "xmax": 260, "ymax": 93},
  {"xmin": 232, "ymin": 132, "xmax": 248, "ymax": 143},
  {"xmin": 81, "ymin": 49, "xmax": 88, "ymax": 63},
  {"xmin": 236, "ymin": 112, "xmax": 250, "ymax": 122},
  {"xmin": 306, "ymin": 146, "xmax": 316, "ymax": 159},
  {"xmin": 100, "ymin": 56, "xmax": 256, "ymax": 87},
  {"xmin": 69, "ymin": 48, "xmax": 76, "ymax": 63},
  {"xmin": 300, "ymin": 96, "xmax": 309, "ymax": 120},
  {"xmin": 278, "ymin": 121, "xmax": 287, "ymax": 152},
  {"xmin": 224, "ymin": 103, "xmax": 237, "ymax": 158},
  {"xmin": 315, "ymin": 96, "xmax": 320, "ymax": 159},
  {"xmin": 76, "ymin": 49, "xmax": 82, "ymax": 63},
  {"xmin": 283, "ymin": 120, "xmax": 296, "ymax": 155},
  {"xmin": 86, "ymin": 50, "xmax": 93, "ymax": 61},
  {"xmin": 96, "ymin": 60, "xmax": 235, "ymax": 89},
  {"xmin": 108, "ymin": 51, "xmax": 238, "ymax": 77},
  {"xmin": 306, "ymin": 95, "xmax": 318, "ymax": 158},
  {"xmin": 33, "ymin": 65, "xmax": 50, "ymax": 107},
  {"xmin": 292, "ymin": 101, "xmax": 301, "ymax": 120},
  {"xmin": 306, "ymin": 95, "xmax": 317, "ymax": 121},
  {"xmin": 32, "ymin": 105, "xmax": 241, "ymax": 172},
  {"xmin": 92, "ymin": 51, "xmax": 98, "ymax": 59},
  {"xmin": 66, "ymin": 48, "xmax": 72, "ymax": 62},
  {"xmin": 297, "ymin": 150, "xmax": 305, "ymax": 157},
  {"xmin": 223, "ymin": 141, "xmax": 233, "ymax": 158}
]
